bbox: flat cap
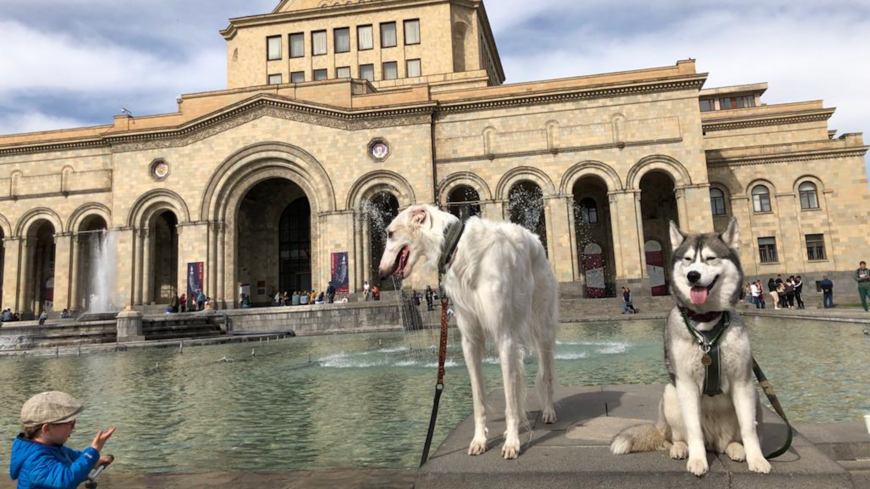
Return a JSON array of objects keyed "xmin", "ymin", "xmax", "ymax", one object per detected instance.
[{"xmin": 21, "ymin": 391, "xmax": 84, "ymax": 427}]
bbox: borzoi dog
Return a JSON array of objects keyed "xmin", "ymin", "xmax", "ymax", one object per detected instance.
[
  {"xmin": 378, "ymin": 204, "xmax": 558, "ymax": 459},
  {"xmin": 611, "ymin": 218, "xmax": 772, "ymax": 475}
]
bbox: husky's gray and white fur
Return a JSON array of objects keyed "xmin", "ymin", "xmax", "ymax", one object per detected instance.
[
  {"xmin": 377, "ymin": 204, "xmax": 558, "ymax": 459},
  {"xmin": 610, "ymin": 218, "xmax": 771, "ymax": 476}
]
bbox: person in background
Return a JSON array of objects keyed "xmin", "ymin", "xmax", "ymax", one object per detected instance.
[
  {"xmin": 785, "ymin": 277, "xmax": 796, "ymax": 309},
  {"xmin": 2, "ymin": 309, "xmax": 13, "ymax": 322},
  {"xmin": 327, "ymin": 282, "xmax": 336, "ymax": 304},
  {"xmin": 38, "ymin": 311, "xmax": 48, "ymax": 326},
  {"xmin": 169, "ymin": 294, "xmax": 179, "ymax": 314},
  {"xmin": 372, "ymin": 285, "xmax": 380, "ymax": 301},
  {"xmin": 755, "ymin": 280, "xmax": 766, "ymax": 309},
  {"xmin": 621, "ymin": 287, "xmax": 636, "ymax": 314},
  {"xmin": 750, "ymin": 281, "xmax": 760, "ymax": 309},
  {"xmin": 291, "ymin": 291, "xmax": 301, "ymax": 306},
  {"xmin": 300, "ymin": 290, "xmax": 310, "ymax": 305},
  {"xmin": 770, "ymin": 280, "xmax": 781, "ymax": 310},
  {"xmin": 794, "ymin": 275, "xmax": 805, "ymax": 309},
  {"xmin": 363, "ymin": 281, "xmax": 371, "ymax": 301},
  {"xmin": 425, "ymin": 286, "xmax": 434, "ymax": 311},
  {"xmin": 60, "ymin": 309, "xmax": 71, "ymax": 319},
  {"xmin": 274, "ymin": 291, "xmax": 282, "ymax": 307},
  {"xmin": 854, "ymin": 261, "xmax": 870, "ymax": 312},
  {"xmin": 820, "ymin": 276, "xmax": 834, "ymax": 308},
  {"xmin": 196, "ymin": 290, "xmax": 206, "ymax": 311},
  {"xmin": 315, "ymin": 292, "xmax": 325, "ymax": 305},
  {"xmin": 179, "ymin": 294, "xmax": 187, "ymax": 313}
]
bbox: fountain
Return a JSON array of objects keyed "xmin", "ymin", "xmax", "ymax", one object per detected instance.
[{"xmin": 78, "ymin": 230, "xmax": 120, "ymax": 321}]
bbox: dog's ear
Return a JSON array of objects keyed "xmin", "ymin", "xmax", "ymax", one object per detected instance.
[
  {"xmin": 720, "ymin": 217, "xmax": 739, "ymax": 251},
  {"xmin": 409, "ymin": 207, "xmax": 430, "ymax": 228},
  {"xmin": 668, "ymin": 220, "xmax": 685, "ymax": 252}
]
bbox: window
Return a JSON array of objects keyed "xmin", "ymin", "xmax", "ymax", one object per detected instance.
[
  {"xmin": 799, "ymin": 182, "xmax": 819, "ymax": 209},
  {"xmin": 758, "ymin": 237, "xmax": 778, "ymax": 263},
  {"xmin": 358, "ymin": 25, "xmax": 373, "ymax": 50},
  {"xmin": 752, "ymin": 185, "xmax": 771, "ymax": 213},
  {"xmin": 290, "ymin": 33, "xmax": 304, "ymax": 58},
  {"xmin": 699, "ymin": 99, "xmax": 715, "ymax": 112},
  {"xmin": 360, "ymin": 64, "xmax": 374, "ymax": 82},
  {"xmin": 313, "ymin": 69, "xmax": 328, "ymax": 81},
  {"xmin": 382, "ymin": 61, "xmax": 398, "ymax": 80},
  {"xmin": 268, "ymin": 74, "xmax": 282, "ymax": 85},
  {"xmin": 806, "ymin": 234, "xmax": 826, "ymax": 261},
  {"xmin": 719, "ymin": 95, "xmax": 756, "ymax": 110},
  {"xmin": 334, "ymin": 28, "xmax": 350, "ymax": 53},
  {"xmin": 312, "ymin": 31, "xmax": 327, "ymax": 56},
  {"xmin": 579, "ymin": 198, "xmax": 598, "ymax": 224},
  {"xmin": 290, "ymin": 71, "xmax": 305, "ymax": 83},
  {"xmin": 267, "ymin": 35, "xmax": 282, "ymax": 61},
  {"xmin": 336, "ymin": 66, "xmax": 351, "ymax": 78},
  {"xmin": 406, "ymin": 59, "xmax": 421, "ymax": 78},
  {"xmin": 404, "ymin": 19, "xmax": 420, "ymax": 45},
  {"xmin": 710, "ymin": 188, "xmax": 726, "ymax": 216},
  {"xmin": 381, "ymin": 22, "xmax": 397, "ymax": 48}
]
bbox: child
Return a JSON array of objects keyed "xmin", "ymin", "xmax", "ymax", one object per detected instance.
[{"xmin": 10, "ymin": 391, "xmax": 115, "ymax": 489}]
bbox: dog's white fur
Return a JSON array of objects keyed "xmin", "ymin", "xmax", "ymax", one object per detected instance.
[
  {"xmin": 378, "ymin": 204, "xmax": 558, "ymax": 459},
  {"xmin": 610, "ymin": 218, "xmax": 772, "ymax": 476}
]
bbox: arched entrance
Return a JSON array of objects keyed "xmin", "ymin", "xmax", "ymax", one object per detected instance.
[
  {"xmin": 26, "ymin": 220, "xmax": 56, "ymax": 316},
  {"xmin": 639, "ymin": 171, "xmax": 679, "ymax": 296},
  {"xmin": 508, "ymin": 181, "xmax": 547, "ymax": 252},
  {"xmin": 367, "ymin": 191, "xmax": 400, "ymax": 291},
  {"xmin": 237, "ymin": 178, "xmax": 311, "ymax": 306},
  {"xmin": 150, "ymin": 211, "xmax": 179, "ymax": 304},
  {"xmin": 78, "ymin": 215, "xmax": 109, "ymax": 311},
  {"xmin": 446, "ymin": 185, "xmax": 481, "ymax": 223},
  {"xmin": 572, "ymin": 176, "xmax": 616, "ymax": 297}
]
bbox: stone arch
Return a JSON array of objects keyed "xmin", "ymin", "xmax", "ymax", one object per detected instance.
[
  {"xmin": 0, "ymin": 213, "xmax": 12, "ymax": 239},
  {"xmin": 708, "ymin": 183, "xmax": 732, "ymax": 217},
  {"xmin": 15, "ymin": 208, "xmax": 63, "ymax": 238},
  {"xmin": 627, "ymin": 155, "xmax": 692, "ymax": 190},
  {"xmin": 68, "ymin": 203, "xmax": 112, "ymax": 234},
  {"xmin": 437, "ymin": 172, "xmax": 493, "ymax": 206},
  {"xmin": 560, "ymin": 161, "xmax": 624, "ymax": 195},
  {"xmin": 127, "ymin": 189, "xmax": 190, "ymax": 229},
  {"xmin": 496, "ymin": 166, "xmax": 556, "ymax": 201},
  {"xmin": 346, "ymin": 170, "xmax": 416, "ymax": 211},
  {"xmin": 201, "ymin": 142, "xmax": 336, "ymax": 222},
  {"xmin": 792, "ymin": 174, "xmax": 826, "ymax": 194},
  {"xmin": 745, "ymin": 178, "xmax": 776, "ymax": 197}
]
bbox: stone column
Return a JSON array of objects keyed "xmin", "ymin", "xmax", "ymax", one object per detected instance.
[
  {"xmin": 730, "ymin": 196, "xmax": 756, "ymax": 277},
  {"xmin": 565, "ymin": 196, "xmax": 581, "ymax": 282},
  {"xmin": 19, "ymin": 239, "xmax": 34, "ymax": 314},
  {"xmin": 116, "ymin": 308, "xmax": 144, "ymax": 342},
  {"xmin": 142, "ymin": 229, "xmax": 152, "ymax": 305},
  {"xmin": 217, "ymin": 223, "xmax": 226, "ymax": 309},
  {"xmin": 543, "ymin": 195, "xmax": 573, "ymax": 282},
  {"xmin": 609, "ymin": 190, "xmax": 648, "ymax": 293},
  {"xmin": 208, "ymin": 222, "xmax": 218, "ymax": 305},
  {"xmin": 675, "ymin": 187, "xmax": 689, "ymax": 231},
  {"xmin": 2, "ymin": 238, "xmax": 22, "ymax": 311},
  {"xmin": 69, "ymin": 235, "xmax": 81, "ymax": 312},
  {"xmin": 52, "ymin": 233, "xmax": 74, "ymax": 312},
  {"xmin": 361, "ymin": 214, "xmax": 371, "ymax": 285},
  {"xmin": 132, "ymin": 229, "xmax": 144, "ymax": 306}
]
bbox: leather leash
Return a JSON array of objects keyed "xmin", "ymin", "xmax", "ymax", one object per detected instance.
[
  {"xmin": 420, "ymin": 290, "xmax": 450, "ymax": 467},
  {"xmin": 752, "ymin": 357, "xmax": 793, "ymax": 459}
]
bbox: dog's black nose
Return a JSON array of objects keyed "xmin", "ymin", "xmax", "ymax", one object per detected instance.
[{"xmin": 687, "ymin": 271, "xmax": 701, "ymax": 284}]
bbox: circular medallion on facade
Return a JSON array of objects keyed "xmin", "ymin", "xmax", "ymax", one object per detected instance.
[
  {"xmin": 367, "ymin": 138, "xmax": 391, "ymax": 162},
  {"xmin": 150, "ymin": 159, "xmax": 171, "ymax": 181}
]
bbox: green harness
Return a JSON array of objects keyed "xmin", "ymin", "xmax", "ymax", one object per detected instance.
[{"xmin": 679, "ymin": 309, "xmax": 731, "ymax": 397}]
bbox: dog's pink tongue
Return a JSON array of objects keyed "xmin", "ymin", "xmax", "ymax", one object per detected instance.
[{"xmin": 690, "ymin": 287, "xmax": 708, "ymax": 305}]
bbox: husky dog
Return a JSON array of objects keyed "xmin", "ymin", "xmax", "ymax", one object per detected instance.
[
  {"xmin": 378, "ymin": 204, "xmax": 558, "ymax": 459},
  {"xmin": 611, "ymin": 218, "xmax": 771, "ymax": 476}
]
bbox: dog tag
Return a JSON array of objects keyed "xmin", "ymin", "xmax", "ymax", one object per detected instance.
[{"xmin": 701, "ymin": 354, "xmax": 713, "ymax": 367}]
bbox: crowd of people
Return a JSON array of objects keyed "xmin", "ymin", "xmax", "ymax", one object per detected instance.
[
  {"xmin": 165, "ymin": 289, "xmax": 209, "ymax": 314},
  {"xmin": 744, "ymin": 262, "xmax": 870, "ymax": 312}
]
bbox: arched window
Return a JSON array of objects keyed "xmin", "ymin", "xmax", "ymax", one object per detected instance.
[
  {"xmin": 799, "ymin": 182, "xmax": 819, "ymax": 209},
  {"xmin": 579, "ymin": 198, "xmax": 598, "ymax": 224},
  {"xmin": 710, "ymin": 188, "xmax": 726, "ymax": 216},
  {"xmin": 752, "ymin": 185, "xmax": 771, "ymax": 213}
]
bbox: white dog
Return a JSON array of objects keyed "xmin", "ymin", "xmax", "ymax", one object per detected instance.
[{"xmin": 378, "ymin": 204, "xmax": 558, "ymax": 459}]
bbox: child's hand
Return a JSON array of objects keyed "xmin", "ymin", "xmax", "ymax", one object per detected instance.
[{"xmin": 90, "ymin": 427, "xmax": 116, "ymax": 452}]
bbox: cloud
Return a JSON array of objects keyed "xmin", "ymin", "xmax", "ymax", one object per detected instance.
[{"xmin": 0, "ymin": 110, "xmax": 94, "ymax": 136}]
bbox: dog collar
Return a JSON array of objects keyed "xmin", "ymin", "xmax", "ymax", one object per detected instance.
[
  {"xmin": 679, "ymin": 309, "xmax": 731, "ymax": 397},
  {"xmin": 681, "ymin": 308, "xmax": 723, "ymax": 323},
  {"xmin": 438, "ymin": 221, "xmax": 465, "ymax": 275}
]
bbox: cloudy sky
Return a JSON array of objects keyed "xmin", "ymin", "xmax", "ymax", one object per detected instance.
[{"xmin": 2, "ymin": 0, "xmax": 868, "ymax": 174}]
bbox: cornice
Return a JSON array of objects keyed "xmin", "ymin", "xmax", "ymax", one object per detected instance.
[
  {"xmin": 706, "ymin": 146, "xmax": 869, "ymax": 168},
  {"xmin": 436, "ymin": 137, "xmax": 683, "ymax": 164},
  {"xmin": 702, "ymin": 109, "xmax": 834, "ymax": 133}
]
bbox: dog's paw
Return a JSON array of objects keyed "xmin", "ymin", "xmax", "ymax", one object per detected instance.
[
  {"xmin": 725, "ymin": 442, "xmax": 745, "ymax": 462},
  {"xmin": 468, "ymin": 436, "xmax": 488, "ymax": 456},
  {"xmin": 501, "ymin": 434, "xmax": 521, "ymax": 460},
  {"xmin": 541, "ymin": 407, "xmax": 557, "ymax": 424},
  {"xmin": 669, "ymin": 441, "xmax": 688, "ymax": 460},
  {"xmin": 686, "ymin": 457, "xmax": 709, "ymax": 477},
  {"xmin": 747, "ymin": 455, "xmax": 771, "ymax": 474}
]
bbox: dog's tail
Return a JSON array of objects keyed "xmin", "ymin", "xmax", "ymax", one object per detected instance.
[{"xmin": 610, "ymin": 423, "xmax": 669, "ymax": 455}]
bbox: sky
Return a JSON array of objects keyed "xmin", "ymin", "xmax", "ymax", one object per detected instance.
[{"xmin": 1, "ymin": 0, "xmax": 868, "ymax": 175}]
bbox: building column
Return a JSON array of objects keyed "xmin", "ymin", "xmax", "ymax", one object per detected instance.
[
  {"xmin": 2, "ymin": 238, "xmax": 22, "ymax": 311},
  {"xmin": 565, "ymin": 196, "xmax": 581, "ymax": 282},
  {"xmin": 142, "ymin": 229, "xmax": 152, "ymax": 305},
  {"xmin": 609, "ymin": 190, "xmax": 648, "ymax": 293},
  {"xmin": 730, "ymin": 196, "xmax": 756, "ymax": 277},
  {"xmin": 52, "ymin": 233, "xmax": 74, "ymax": 312},
  {"xmin": 208, "ymin": 222, "xmax": 218, "ymax": 304},
  {"xmin": 217, "ymin": 223, "xmax": 226, "ymax": 309},
  {"xmin": 132, "ymin": 229, "xmax": 144, "ymax": 306},
  {"xmin": 69, "ymin": 235, "xmax": 81, "ymax": 311},
  {"xmin": 361, "ymin": 213, "xmax": 371, "ymax": 285},
  {"xmin": 543, "ymin": 195, "xmax": 573, "ymax": 282},
  {"xmin": 677, "ymin": 185, "xmax": 714, "ymax": 234}
]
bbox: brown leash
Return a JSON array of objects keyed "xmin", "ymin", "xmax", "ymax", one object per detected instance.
[
  {"xmin": 752, "ymin": 357, "xmax": 793, "ymax": 459},
  {"xmin": 420, "ymin": 292, "xmax": 450, "ymax": 467}
]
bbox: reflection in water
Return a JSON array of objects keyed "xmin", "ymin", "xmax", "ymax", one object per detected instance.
[{"xmin": 0, "ymin": 317, "xmax": 866, "ymax": 473}]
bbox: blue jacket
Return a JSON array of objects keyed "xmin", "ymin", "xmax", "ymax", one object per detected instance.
[{"xmin": 9, "ymin": 434, "xmax": 99, "ymax": 489}]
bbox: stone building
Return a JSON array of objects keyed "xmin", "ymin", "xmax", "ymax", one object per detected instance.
[{"xmin": 0, "ymin": 0, "xmax": 867, "ymax": 316}]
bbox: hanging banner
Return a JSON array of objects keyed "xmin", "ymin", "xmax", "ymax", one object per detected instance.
[
  {"xmin": 187, "ymin": 262, "xmax": 204, "ymax": 297},
  {"xmin": 331, "ymin": 252, "xmax": 349, "ymax": 294}
]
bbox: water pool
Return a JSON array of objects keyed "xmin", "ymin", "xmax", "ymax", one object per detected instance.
[{"xmin": 0, "ymin": 316, "xmax": 866, "ymax": 473}]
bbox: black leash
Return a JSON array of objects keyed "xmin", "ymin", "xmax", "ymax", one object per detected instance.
[
  {"xmin": 420, "ymin": 292, "xmax": 450, "ymax": 467},
  {"xmin": 752, "ymin": 358, "xmax": 793, "ymax": 459}
]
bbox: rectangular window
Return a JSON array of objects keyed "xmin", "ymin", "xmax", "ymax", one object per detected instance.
[
  {"xmin": 719, "ymin": 97, "xmax": 732, "ymax": 110},
  {"xmin": 289, "ymin": 33, "xmax": 305, "ymax": 58},
  {"xmin": 383, "ymin": 61, "xmax": 398, "ymax": 80},
  {"xmin": 711, "ymin": 195, "xmax": 726, "ymax": 215},
  {"xmin": 806, "ymin": 234, "xmax": 826, "ymax": 261},
  {"xmin": 699, "ymin": 99, "xmax": 715, "ymax": 112},
  {"xmin": 406, "ymin": 59, "xmax": 421, "ymax": 78},
  {"xmin": 758, "ymin": 237, "xmax": 778, "ymax": 263},
  {"xmin": 290, "ymin": 71, "xmax": 305, "ymax": 83},
  {"xmin": 267, "ymin": 35, "xmax": 282, "ymax": 61},
  {"xmin": 720, "ymin": 95, "xmax": 756, "ymax": 110},
  {"xmin": 358, "ymin": 25, "xmax": 373, "ymax": 50},
  {"xmin": 381, "ymin": 22, "xmax": 397, "ymax": 48},
  {"xmin": 334, "ymin": 28, "xmax": 350, "ymax": 53},
  {"xmin": 268, "ymin": 74, "xmax": 282, "ymax": 85},
  {"xmin": 312, "ymin": 30, "xmax": 327, "ymax": 56},
  {"xmin": 404, "ymin": 19, "xmax": 420, "ymax": 45},
  {"xmin": 336, "ymin": 66, "xmax": 351, "ymax": 78},
  {"xmin": 360, "ymin": 64, "xmax": 375, "ymax": 82},
  {"xmin": 313, "ymin": 69, "xmax": 328, "ymax": 81}
]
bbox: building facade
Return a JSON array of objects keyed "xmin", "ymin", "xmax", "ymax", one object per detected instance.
[{"xmin": 0, "ymin": 0, "xmax": 868, "ymax": 316}]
